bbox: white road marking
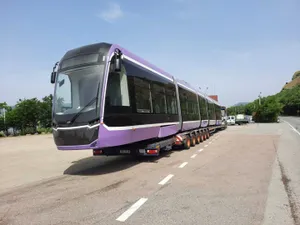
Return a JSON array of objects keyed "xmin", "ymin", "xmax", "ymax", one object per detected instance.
[
  {"xmin": 116, "ymin": 198, "xmax": 148, "ymax": 222},
  {"xmin": 283, "ymin": 120, "xmax": 300, "ymax": 136},
  {"xmin": 209, "ymin": 141, "xmax": 212, "ymax": 144},
  {"xmin": 158, "ymin": 174, "xmax": 174, "ymax": 185},
  {"xmin": 191, "ymin": 154, "xmax": 197, "ymax": 159},
  {"xmin": 198, "ymin": 148, "xmax": 203, "ymax": 152},
  {"xmin": 204, "ymin": 145, "xmax": 208, "ymax": 147},
  {"xmin": 179, "ymin": 162, "xmax": 188, "ymax": 168}
]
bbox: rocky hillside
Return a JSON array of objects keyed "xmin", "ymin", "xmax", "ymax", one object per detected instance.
[{"xmin": 283, "ymin": 70, "xmax": 300, "ymax": 90}]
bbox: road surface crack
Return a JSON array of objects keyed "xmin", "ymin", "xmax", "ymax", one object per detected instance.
[{"xmin": 274, "ymin": 139, "xmax": 300, "ymax": 225}]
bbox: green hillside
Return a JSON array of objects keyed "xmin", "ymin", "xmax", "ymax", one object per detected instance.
[{"xmin": 227, "ymin": 71, "xmax": 300, "ymax": 122}]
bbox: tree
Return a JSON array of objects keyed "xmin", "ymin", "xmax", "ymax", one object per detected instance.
[
  {"xmin": 0, "ymin": 102, "xmax": 11, "ymax": 134},
  {"xmin": 5, "ymin": 108, "xmax": 22, "ymax": 135},
  {"xmin": 277, "ymin": 86, "xmax": 300, "ymax": 116},
  {"xmin": 226, "ymin": 104, "xmax": 249, "ymax": 116},
  {"xmin": 244, "ymin": 101, "xmax": 256, "ymax": 116},
  {"xmin": 14, "ymin": 98, "xmax": 41, "ymax": 134},
  {"xmin": 0, "ymin": 102, "xmax": 9, "ymax": 110},
  {"xmin": 39, "ymin": 94, "xmax": 53, "ymax": 128},
  {"xmin": 253, "ymin": 96, "xmax": 283, "ymax": 122},
  {"xmin": 0, "ymin": 116, "xmax": 4, "ymax": 132}
]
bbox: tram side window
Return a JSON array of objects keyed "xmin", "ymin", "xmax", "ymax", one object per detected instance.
[
  {"xmin": 123, "ymin": 59, "xmax": 178, "ymax": 115},
  {"xmin": 212, "ymin": 103, "xmax": 216, "ymax": 119},
  {"xmin": 151, "ymin": 83, "xmax": 167, "ymax": 114},
  {"xmin": 134, "ymin": 77, "xmax": 152, "ymax": 113},
  {"xmin": 179, "ymin": 87, "xmax": 188, "ymax": 120},
  {"xmin": 106, "ymin": 62, "xmax": 130, "ymax": 108},
  {"xmin": 165, "ymin": 86, "xmax": 177, "ymax": 115},
  {"xmin": 192, "ymin": 94, "xmax": 199, "ymax": 120},
  {"xmin": 215, "ymin": 105, "xmax": 217, "ymax": 119},
  {"xmin": 185, "ymin": 91, "xmax": 198, "ymax": 121},
  {"xmin": 179, "ymin": 87, "xmax": 199, "ymax": 121},
  {"xmin": 207, "ymin": 102, "xmax": 212, "ymax": 119},
  {"xmin": 188, "ymin": 100, "xmax": 195, "ymax": 120},
  {"xmin": 203, "ymin": 98, "xmax": 208, "ymax": 119},
  {"xmin": 199, "ymin": 96, "xmax": 208, "ymax": 120},
  {"xmin": 187, "ymin": 101, "xmax": 192, "ymax": 116}
]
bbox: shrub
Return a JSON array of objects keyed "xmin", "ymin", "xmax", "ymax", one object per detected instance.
[
  {"xmin": 253, "ymin": 96, "xmax": 283, "ymax": 123},
  {"xmin": 0, "ymin": 131, "xmax": 6, "ymax": 137},
  {"xmin": 37, "ymin": 127, "xmax": 52, "ymax": 134}
]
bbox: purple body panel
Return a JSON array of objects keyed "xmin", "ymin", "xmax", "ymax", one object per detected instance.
[
  {"xmin": 58, "ymin": 124, "xmax": 180, "ymax": 150},
  {"xmin": 98, "ymin": 126, "xmax": 133, "ymax": 148},
  {"xmin": 158, "ymin": 125, "xmax": 180, "ymax": 138},
  {"xmin": 182, "ymin": 121, "xmax": 201, "ymax": 131},
  {"xmin": 201, "ymin": 120, "xmax": 209, "ymax": 128},
  {"xmin": 97, "ymin": 124, "xmax": 179, "ymax": 149}
]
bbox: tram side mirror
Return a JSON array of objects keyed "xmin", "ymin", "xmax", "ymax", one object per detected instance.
[
  {"xmin": 113, "ymin": 48, "xmax": 123, "ymax": 72},
  {"xmin": 114, "ymin": 56, "xmax": 122, "ymax": 72},
  {"xmin": 51, "ymin": 72, "xmax": 57, "ymax": 84}
]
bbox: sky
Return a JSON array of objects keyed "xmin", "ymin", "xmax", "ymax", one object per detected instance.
[{"xmin": 0, "ymin": 0, "xmax": 299, "ymax": 107}]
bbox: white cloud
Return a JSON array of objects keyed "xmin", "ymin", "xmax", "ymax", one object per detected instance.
[{"xmin": 98, "ymin": 3, "xmax": 124, "ymax": 23}]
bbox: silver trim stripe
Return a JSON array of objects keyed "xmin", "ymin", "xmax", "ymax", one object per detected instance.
[
  {"xmin": 122, "ymin": 55, "xmax": 173, "ymax": 82},
  {"xmin": 103, "ymin": 122, "xmax": 180, "ymax": 131},
  {"xmin": 183, "ymin": 120, "xmax": 200, "ymax": 124},
  {"xmin": 177, "ymin": 82, "xmax": 198, "ymax": 94},
  {"xmin": 53, "ymin": 119, "xmax": 213, "ymax": 131},
  {"xmin": 53, "ymin": 123, "xmax": 100, "ymax": 131}
]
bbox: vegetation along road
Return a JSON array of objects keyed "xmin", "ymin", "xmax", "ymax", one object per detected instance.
[{"xmin": 0, "ymin": 123, "xmax": 300, "ymax": 225}]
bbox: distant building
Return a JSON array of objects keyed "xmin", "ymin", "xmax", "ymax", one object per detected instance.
[{"xmin": 208, "ymin": 95, "xmax": 218, "ymax": 102}]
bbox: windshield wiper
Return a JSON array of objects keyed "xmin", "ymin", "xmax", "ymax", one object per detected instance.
[{"xmin": 68, "ymin": 97, "xmax": 98, "ymax": 125}]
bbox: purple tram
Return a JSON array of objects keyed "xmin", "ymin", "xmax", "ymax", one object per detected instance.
[{"xmin": 50, "ymin": 42, "xmax": 222, "ymax": 155}]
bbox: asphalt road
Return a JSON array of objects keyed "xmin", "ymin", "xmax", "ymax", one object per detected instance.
[
  {"xmin": 0, "ymin": 122, "xmax": 299, "ymax": 225},
  {"xmin": 280, "ymin": 116, "xmax": 300, "ymax": 134}
]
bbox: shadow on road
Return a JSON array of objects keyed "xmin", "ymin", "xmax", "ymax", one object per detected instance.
[{"xmin": 64, "ymin": 150, "xmax": 174, "ymax": 176}]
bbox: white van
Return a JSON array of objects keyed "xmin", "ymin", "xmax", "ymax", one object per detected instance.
[{"xmin": 227, "ymin": 115, "xmax": 236, "ymax": 125}]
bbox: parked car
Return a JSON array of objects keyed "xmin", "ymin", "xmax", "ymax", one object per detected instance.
[
  {"xmin": 235, "ymin": 114, "xmax": 249, "ymax": 125},
  {"xmin": 227, "ymin": 115, "xmax": 236, "ymax": 125}
]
